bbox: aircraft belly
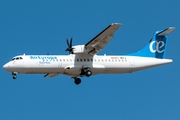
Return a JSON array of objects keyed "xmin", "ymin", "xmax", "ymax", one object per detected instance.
[{"xmin": 63, "ymin": 67, "xmax": 81, "ymax": 77}]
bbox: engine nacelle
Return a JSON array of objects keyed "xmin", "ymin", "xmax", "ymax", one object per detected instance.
[{"xmin": 72, "ymin": 45, "xmax": 87, "ymax": 54}]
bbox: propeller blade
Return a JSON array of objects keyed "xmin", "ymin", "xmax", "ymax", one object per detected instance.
[
  {"xmin": 70, "ymin": 38, "xmax": 73, "ymax": 48},
  {"xmin": 66, "ymin": 38, "xmax": 70, "ymax": 47},
  {"xmin": 65, "ymin": 37, "xmax": 74, "ymax": 54}
]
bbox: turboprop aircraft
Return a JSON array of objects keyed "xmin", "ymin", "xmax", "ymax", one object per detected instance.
[{"xmin": 3, "ymin": 23, "xmax": 175, "ymax": 85}]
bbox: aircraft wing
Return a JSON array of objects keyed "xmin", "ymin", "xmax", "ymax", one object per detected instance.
[{"xmin": 85, "ymin": 23, "xmax": 121, "ymax": 55}]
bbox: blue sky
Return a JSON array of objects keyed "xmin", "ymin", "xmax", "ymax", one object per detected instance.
[{"xmin": 1, "ymin": 0, "xmax": 180, "ymax": 120}]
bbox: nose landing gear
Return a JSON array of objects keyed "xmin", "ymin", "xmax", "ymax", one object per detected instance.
[{"xmin": 12, "ymin": 72, "xmax": 17, "ymax": 79}]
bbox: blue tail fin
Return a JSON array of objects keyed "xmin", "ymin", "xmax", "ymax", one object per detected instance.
[{"xmin": 129, "ymin": 27, "xmax": 175, "ymax": 59}]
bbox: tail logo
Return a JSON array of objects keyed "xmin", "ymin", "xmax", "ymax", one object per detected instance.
[{"xmin": 149, "ymin": 41, "xmax": 165, "ymax": 53}]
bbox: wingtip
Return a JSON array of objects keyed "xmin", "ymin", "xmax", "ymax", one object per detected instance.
[
  {"xmin": 169, "ymin": 27, "xmax": 176, "ymax": 30},
  {"xmin": 111, "ymin": 23, "xmax": 122, "ymax": 26}
]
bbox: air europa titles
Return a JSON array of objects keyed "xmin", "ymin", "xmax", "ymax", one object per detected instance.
[{"xmin": 30, "ymin": 56, "xmax": 57, "ymax": 60}]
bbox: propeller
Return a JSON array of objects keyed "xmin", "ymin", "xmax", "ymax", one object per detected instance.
[{"xmin": 65, "ymin": 38, "xmax": 74, "ymax": 54}]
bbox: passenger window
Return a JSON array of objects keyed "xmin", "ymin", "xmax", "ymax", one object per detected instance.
[
  {"xmin": 87, "ymin": 59, "xmax": 89, "ymax": 61},
  {"xmin": 80, "ymin": 59, "xmax": 82, "ymax": 62},
  {"xmin": 91, "ymin": 59, "xmax": 93, "ymax": 61},
  {"xmin": 84, "ymin": 59, "xmax": 86, "ymax": 61},
  {"xmin": 77, "ymin": 59, "xmax": 79, "ymax": 62},
  {"xmin": 16, "ymin": 57, "xmax": 19, "ymax": 60}
]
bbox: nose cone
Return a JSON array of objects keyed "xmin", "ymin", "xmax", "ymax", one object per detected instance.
[{"xmin": 3, "ymin": 63, "xmax": 10, "ymax": 71}]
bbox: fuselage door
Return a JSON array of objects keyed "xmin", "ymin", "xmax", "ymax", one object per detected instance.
[
  {"xmin": 58, "ymin": 59, "xmax": 62, "ymax": 68},
  {"xmin": 129, "ymin": 57, "xmax": 135, "ymax": 68}
]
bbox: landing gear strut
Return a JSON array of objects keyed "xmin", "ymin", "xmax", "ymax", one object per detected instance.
[
  {"xmin": 12, "ymin": 72, "xmax": 17, "ymax": 79},
  {"xmin": 73, "ymin": 67, "xmax": 92, "ymax": 85},
  {"xmin": 74, "ymin": 78, "xmax": 81, "ymax": 85}
]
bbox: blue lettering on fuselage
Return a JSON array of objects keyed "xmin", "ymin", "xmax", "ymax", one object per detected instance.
[
  {"xmin": 39, "ymin": 61, "xmax": 50, "ymax": 64},
  {"xmin": 30, "ymin": 55, "xmax": 57, "ymax": 60}
]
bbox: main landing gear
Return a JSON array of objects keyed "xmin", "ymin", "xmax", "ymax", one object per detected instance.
[
  {"xmin": 84, "ymin": 70, "xmax": 92, "ymax": 77},
  {"xmin": 73, "ymin": 68, "xmax": 92, "ymax": 85},
  {"xmin": 74, "ymin": 77, "xmax": 81, "ymax": 85},
  {"xmin": 80, "ymin": 67, "xmax": 92, "ymax": 77},
  {"xmin": 12, "ymin": 72, "xmax": 17, "ymax": 79}
]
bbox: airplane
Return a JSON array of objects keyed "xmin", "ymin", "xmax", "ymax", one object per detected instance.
[{"xmin": 3, "ymin": 23, "xmax": 175, "ymax": 85}]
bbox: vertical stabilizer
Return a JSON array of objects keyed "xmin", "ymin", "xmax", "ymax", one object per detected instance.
[{"xmin": 128, "ymin": 27, "xmax": 175, "ymax": 58}]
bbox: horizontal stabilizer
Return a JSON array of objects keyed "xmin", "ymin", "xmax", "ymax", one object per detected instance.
[
  {"xmin": 157, "ymin": 27, "xmax": 175, "ymax": 36},
  {"xmin": 44, "ymin": 73, "xmax": 58, "ymax": 78}
]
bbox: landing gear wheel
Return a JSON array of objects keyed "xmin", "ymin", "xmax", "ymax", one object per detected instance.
[
  {"xmin": 85, "ymin": 70, "xmax": 92, "ymax": 77},
  {"xmin": 12, "ymin": 72, "xmax": 17, "ymax": 80},
  {"xmin": 74, "ymin": 78, "xmax": 81, "ymax": 85},
  {"xmin": 13, "ymin": 75, "xmax": 17, "ymax": 79}
]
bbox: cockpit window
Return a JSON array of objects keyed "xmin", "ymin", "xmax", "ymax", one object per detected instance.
[
  {"xmin": 11, "ymin": 58, "xmax": 15, "ymax": 61},
  {"xmin": 11, "ymin": 57, "xmax": 23, "ymax": 61}
]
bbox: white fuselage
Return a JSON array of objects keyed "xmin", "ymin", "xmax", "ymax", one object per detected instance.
[{"xmin": 3, "ymin": 54, "xmax": 172, "ymax": 77}]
